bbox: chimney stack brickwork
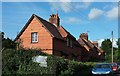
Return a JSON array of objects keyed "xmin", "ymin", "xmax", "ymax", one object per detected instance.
[
  {"xmin": 93, "ymin": 41, "xmax": 98, "ymax": 47},
  {"xmin": 49, "ymin": 13, "xmax": 60, "ymax": 27},
  {"xmin": 79, "ymin": 33, "xmax": 88, "ymax": 40}
]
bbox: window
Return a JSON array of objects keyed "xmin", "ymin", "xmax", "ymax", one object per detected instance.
[
  {"xmin": 70, "ymin": 40, "xmax": 73, "ymax": 47},
  {"xmin": 67, "ymin": 37, "xmax": 69, "ymax": 47},
  {"xmin": 31, "ymin": 32, "xmax": 38, "ymax": 43},
  {"xmin": 67, "ymin": 37, "xmax": 73, "ymax": 47}
]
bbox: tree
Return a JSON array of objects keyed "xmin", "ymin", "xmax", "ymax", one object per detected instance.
[
  {"xmin": 101, "ymin": 39, "xmax": 112, "ymax": 54},
  {"xmin": 2, "ymin": 38, "xmax": 16, "ymax": 49},
  {"xmin": 101, "ymin": 39, "xmax": 112, "ymax": 62},
  {"xmin": 117, "ymin": 38, "xmax": 120, "ymax": 61}
]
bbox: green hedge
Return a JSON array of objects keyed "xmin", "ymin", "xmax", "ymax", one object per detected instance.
[
  {"xmin": 2, "ymin": 49, "xmax": 96, "ymax": 76},
  {"xmin": 59, "ymin": 61, "xmax": 96, "ymax": 76}
]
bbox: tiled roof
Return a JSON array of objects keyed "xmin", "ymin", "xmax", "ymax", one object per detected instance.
[
  {"xmin": 78, "ymin": 38, "xmax": 104, "ymax": 53},
  {"xmin": 78, "ymin": 38, "xmax": 86, "ymax": 46},
  {"xmin": 58, "ymin": 26, "xmax": 67, "ymax": 38},
  {"xmin": 82, "ymin": 38, "xmax": 94, "ymax": 49},
  {"xmin": 58, "ymin": 26, "xmax": 76, "ymax": 39}
]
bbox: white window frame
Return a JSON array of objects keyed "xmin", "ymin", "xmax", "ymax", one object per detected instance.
[{"xmin": 31, "ymin": 32, "xmax": 38, "ymax": 43}]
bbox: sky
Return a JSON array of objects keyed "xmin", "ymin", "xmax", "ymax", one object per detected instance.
[{"xmin": 1, "ymin": 1, "xmax": 119, "ymax": 46}]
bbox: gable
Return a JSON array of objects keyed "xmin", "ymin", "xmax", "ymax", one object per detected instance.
[
  {"xmin": 15, "ymin": 14, "xmax": 63, "ymax": 41},
  {"xmin": 58, "ymin": 26, "xmax": 75, "ymax": 39}
]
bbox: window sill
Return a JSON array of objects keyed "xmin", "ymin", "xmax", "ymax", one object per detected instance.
[{"xmin": 31, "ymin": 41, "xmax": 38, "ymax": 43}]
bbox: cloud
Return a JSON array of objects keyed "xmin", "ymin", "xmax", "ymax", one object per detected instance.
[
  {"xmin": 97, "ymin": 39, "xmax": 104, "ymax": 47},
  {"xmin": 49, "ymin": 1, "xmax": 91, "ymax": 13},
  {"xmin": 106, "ymin": 7, "xmax": 118, "ymax": 20},
  {"xmin": 60, "ymin": 2, "xmax": 72, "ymax": 13},
  {"xmin": 68, "ymin": 17, "xmax": 82, "ymax": 23},
  {"xmin": 75, "ymin": 2, "xmax": 91, "ymax": 9},
  {"xmin": 110, "ymin": 38, "xmax": 118, "ymax": 48},
  {"xmin": 49, "ymin": 2, "xmax": 72, "ymax": 13},
  {"xmin": 62, "ymin": 17, "xmax": 82, "ymax": 24},
  {"xmin": 88, "ymin": 8, "xmax": 104, "ymax": 20}
]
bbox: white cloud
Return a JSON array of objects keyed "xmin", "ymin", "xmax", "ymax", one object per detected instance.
[
  {"xmin": 88, "ymin": 8, "xmax": 104, "ymax": 20},
  {"xmin": 60, "ymin": 2, "xmax": 72, "ymax": 13},
  {"xmin": 49, "ymin": 2, "xmax": 72, "ymax": 13},
  {"xmin": 49, "ymin": 1, "xmax": 91, "ymax": 13},
  {"xmin": 106, "ymin": 7, "xmax": 118, "ymax": 20},
  {"xmin": 75, "ymin": 2, "xmax": 91, "ymax": 9},
  {"xmin": 97, "ymin": 39, "xmax": 104, "ymax": 47},
  {"xmin": 110, "ymin": 38, "xmax": 118, "ymax": 48},
  {"xmin": 68, "ymin": 17, "xmax": 81, "ymax": 23},
  {"xmin": 62, "ymin": 17, "xmax": 81, "ymax": 24}
]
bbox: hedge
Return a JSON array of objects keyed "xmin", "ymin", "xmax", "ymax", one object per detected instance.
[{"xmin": 2, "ymin": 49, "xmax": 96, "ymax": 76}]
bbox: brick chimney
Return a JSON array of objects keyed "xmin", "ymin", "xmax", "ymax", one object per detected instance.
[
  {"xmin": 93, "ymin": 41, "xmax": 98, "ymax": 47},
  {"xmin": 49, "ymin": 13, "xmax": 60, "ymax": 27},
  {"xmin": 79, "ymin": 33, "xmax": 88, "ymax": 40}
]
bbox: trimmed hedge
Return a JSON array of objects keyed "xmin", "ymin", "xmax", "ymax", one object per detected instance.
[{"xmin": 2, "ymin": 49, "xmax": 96, "ymax": 76}]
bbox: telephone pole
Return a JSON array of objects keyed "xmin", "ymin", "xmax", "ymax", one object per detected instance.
[{"xmin": 111, "ymin": 31, "xmax": 113, "ymax": 63}]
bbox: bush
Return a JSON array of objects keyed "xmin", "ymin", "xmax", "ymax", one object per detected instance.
[
  {"xmin": 2, "ymin": 49, "xmax": 96, "ymax": 76},
  {"xmin": 60, "ymin": 61, "xmax": 96, "ymax": 76},
  {"xmin": 2, "ymin": 49, "xmax": 19, "ymax": 75}
]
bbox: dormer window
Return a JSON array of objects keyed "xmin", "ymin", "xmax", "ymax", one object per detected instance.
[{"xmin": 31, "ymin": 32, "xmax": 38, "ymax": 43}]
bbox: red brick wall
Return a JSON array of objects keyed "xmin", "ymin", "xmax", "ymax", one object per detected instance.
[
  {"xmin": 19, "ymin": 17, "xmax": 53, "ymax": 54},
  {"xmin": 53, "ymin": 38, "xmax": 82, "ymax": 61}
]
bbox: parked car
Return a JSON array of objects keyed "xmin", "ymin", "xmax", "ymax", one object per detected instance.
[
  {"xmin": 116, "ymin": 62, "xmax": 120, "ymax": 73},
  {"xmin": 92, "ymin": 63, "xmax": 113, "ymax": 75},
  {"xmin": 111, "ymin": 63, "xmax": 118, "ymax": 72},
  {"xmin": 116, "ymin": 62, "xmax": 120, "ymax": 70}
]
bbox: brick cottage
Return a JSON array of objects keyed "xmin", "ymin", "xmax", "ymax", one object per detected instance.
[{"xmin": 15, "ymin": 13, "xmax": 105, "ymax": 61}]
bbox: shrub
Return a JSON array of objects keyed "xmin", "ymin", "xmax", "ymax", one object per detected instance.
[
  {"xmin": 2, "ymin": 49, "xmax": 96, "ymax": 76},
  {"xmin": 59, "ymin": 61, "xmax": 96, "ymax": 76},
  {"xmin": 2, "ymin": 49, "xmax": 19, "ymax": 75}
]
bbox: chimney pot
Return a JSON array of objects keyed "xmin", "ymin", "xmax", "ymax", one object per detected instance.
[
  {"xmin": 49, "ymin": 13, "xmax": 60, "ymax": 27},
  {"xmin": 79, "ymin": 33, "xmax": 88, "ymax": 40}
]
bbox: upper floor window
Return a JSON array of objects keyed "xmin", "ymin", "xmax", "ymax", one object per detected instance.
[
  {"xmin": 31, "ymin": 32, "xmax": 38, "ymax": 43},
  {"xmin": 67, "ymin": 37, "xmax": 70, "ymax": 47},
  {"xmin": 70, "ymin": 40, "xmax": 73, "ymax": 47}
]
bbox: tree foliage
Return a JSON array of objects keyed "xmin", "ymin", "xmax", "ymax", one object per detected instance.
[
  {"xmin": 117, "ymin": 38, "xmax": 120, "ymax": 61},
  {"xmin": 101, "ymin": 38, "xmax": 120, "ymax": 62},
  {"xmin": 2, "ymin": 38, "xmax": 16, "ymax": 49},
  {"xmin": 101, "ymin": 39, "xmax": 112, "ymax": 54}
]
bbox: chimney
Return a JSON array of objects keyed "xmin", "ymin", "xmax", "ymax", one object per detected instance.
[
  {"xmin": 49, "ymin": 13, "xmax": 60, "ymax": 27},
  {"xmin": 93, "ymin": 41, "xmax": 98, "ymax": 47},
  {"xmin": 79, "ymin": 33, "xmax": 88, "ymax": 40}
]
